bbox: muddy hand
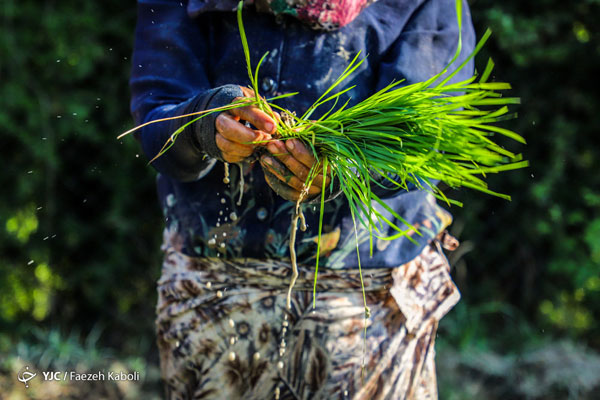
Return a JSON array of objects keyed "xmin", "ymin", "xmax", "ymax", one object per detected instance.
[
  {"xmin": 215, "ymin": 86, "xmax": 277, "ymax": 163},
  {"xmin": 260, "ymin": 138, "xmax": 331, "ymax": 202}
]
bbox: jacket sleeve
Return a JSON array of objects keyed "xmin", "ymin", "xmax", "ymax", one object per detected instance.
[
  {"xmin": 129, "ymin": 0, "xmax": 243, "ymax": 182},
  {"xmin": 371, "ymin": 0, "xmax": 476, "ymax": 199}
]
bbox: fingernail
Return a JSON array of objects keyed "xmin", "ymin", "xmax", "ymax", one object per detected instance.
[
  {"xmin": 286, "ymin": 139, "xmax": 295, "ymax": 150},
  {"xmin": 265, "ymin": 122, "xmax": 275, "ymax": 133},
  {"xmin": 267, "ymin": 142, "xmax": 278, "ymax": 153},
  {"xmin": 276, "ymin": 140, "xmax": 287, "ymax": 151},
  {"xmin": 263, "ymin": 157, "xmax": 273, "ymax": 166}
]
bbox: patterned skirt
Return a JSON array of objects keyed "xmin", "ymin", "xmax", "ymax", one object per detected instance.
[{"xmin": 156, "ymin": 230, "xmax": 460, "ymax": 400}]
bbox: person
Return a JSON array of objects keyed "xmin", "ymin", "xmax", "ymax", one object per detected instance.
[{"xmin": 130, "ymin": 0, "xmax": 475, "ymax": 398}]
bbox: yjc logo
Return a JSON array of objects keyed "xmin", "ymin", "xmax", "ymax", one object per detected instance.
[{"xmin": 17, "ymin": 366, "xmax": 37, "ymax": 388}]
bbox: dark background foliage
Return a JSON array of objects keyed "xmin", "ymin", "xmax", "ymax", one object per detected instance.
[{"xmin": 1, "ymin": 0, "xmax": 598, "ymax": 398}]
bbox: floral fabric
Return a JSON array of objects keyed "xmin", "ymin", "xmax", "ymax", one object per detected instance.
[
  {"xmin": 186, "ymin": 0, "xmax": 378, "ymax": 30},
  {"xmin": 156, "ymin": 227, "xmax": 460, "ymax": 399},
  {"xmin": 254, "ymin": 0, "xmax": 378, "ymax": 30}
]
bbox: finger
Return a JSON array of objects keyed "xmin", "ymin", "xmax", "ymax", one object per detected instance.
[
  {"xmin": 216, "ymin": 113, "xmax": 266, "ymax": 145},
  {"xmin": 260, "ymin": 156, "xmax": 320, "ymax": 196},
  {"xmin": 266, "ymin": 141, "xmax": 311, "ymax": 182},
  {"xmin": 230, "ymin": 101, "xmax": 277, "ymax": 134},
  {"xmin": 309, "ymin": 169, "xmax": 332, "ymax": 192},
  {"xmin": 284, "ymin": 139, "xmax": 317, "ymax": 169},
  {"xmin": 239, "ymin": 87, "xmax": 280, "ymax": 120},
  {"xmin": 216, "ymin": 133, "xmax": 254, "ymax": 157},
  {"xmin": 239, "ymin": 86, "xmax": 255, "ymax": 98},
  {"xmin": 287, "ymin": 139, "xmax": 332, "ymax": 189},
  {"xmin": 262, "ymin": 164, "xmax": 302, "ymax": 202}
]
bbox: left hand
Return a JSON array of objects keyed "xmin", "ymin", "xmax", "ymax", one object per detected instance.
[{"xmin": 259, "ymin": 138, "xmax": 331, "ymax": 202}]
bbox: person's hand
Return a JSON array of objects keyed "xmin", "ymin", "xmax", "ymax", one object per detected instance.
[
  {"xmin": 260, "ymin": 138, "xmax": 331, "ymax": 202},
  {"xmin": 215, "ymin": 86, "xmax": 277, "ymax": 163}
]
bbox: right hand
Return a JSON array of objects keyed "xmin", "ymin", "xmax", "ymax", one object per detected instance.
[{"xmin": 215, "ymin": 86, "xmax": 278, "ymax": 163}]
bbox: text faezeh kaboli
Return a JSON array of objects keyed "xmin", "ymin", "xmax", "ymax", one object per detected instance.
[
  {"xmin": 44, "ymin": 370, "xmax": 140, "ymax": 381},
  {"xmin": 72, "ymin": 371, "xmax": 139, "ymax": 381}
]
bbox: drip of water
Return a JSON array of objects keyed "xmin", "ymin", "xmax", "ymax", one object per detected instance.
[
  {"xmin": 237, "ymin": 163, "xmax": 245, "ymax": 206},
  {"xmin": 299, "ymin": 210, "xmax": 307, "ymax": 231},
  {"xmin": 223, "ymin": 162, "xmax": 230, "ymax": 184},
  {"xmin": 286, "ymin": 192, "xmax": 307, "ymax": 309}
]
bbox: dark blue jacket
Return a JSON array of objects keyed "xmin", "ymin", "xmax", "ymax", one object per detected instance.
[{"xmin": 130, "ymin": 0, "xmax": 475, "ymax": 268}]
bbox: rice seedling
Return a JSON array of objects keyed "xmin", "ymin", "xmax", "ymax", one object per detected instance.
[{"xmin": 118, "ymin": 0, "xmax": 527, "ymax": 319}]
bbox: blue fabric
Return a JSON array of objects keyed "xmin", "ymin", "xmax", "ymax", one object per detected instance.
[{"xmin": 129, "ymin": 0, "xmax": 476, "ymax": 268}]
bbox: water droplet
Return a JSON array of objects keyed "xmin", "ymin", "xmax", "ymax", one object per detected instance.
[
  {"xmin": 216, "ymin": 222, "xmax": 220, "ymax": 227},
  {"xmin": 166, "ymin": 194, "xmax": 176, "ymax": 207},
  {"xmin": 229, "ymin": 212, "xmax": 238, "ymax": 221},
  {"xmin": 219, "ymin": 210, "xmax": 223, "ymax": 215},
  {"xmin": 206, "ymin": 282, "xmax": 212, "ymax": 289},
  {"xmin": 229, "ymin": 319, "xmax": 235, "ymax": 328},
  {"xmin": 56, "ymin": 59, "xmax": 61, "ymax": 63},
  {"xmin": 83, "ymin": 199, "xmax": 87, "ymax": 203},
  {"xmin": 57, "ymin": 115, "xmax": 62, "ymax": 118},
  {"xmin": 123, "ymin": 56, "xmax": 128, "ymax": 60},
  {"xmin": 253, "ymin": 352, "xmax": 260, "ymax": 361},
  {"xmin": 220, "ymin": 243, "xmax": 225, "ymax": 248},
  {"xmin": 109, "ymin": 48, "xmax": 113, "ymax": 51},
  {"xmin": 207, "ymin": 238, "xmax": 216, "ymax": 245},
  {"xmin": 222, "ymin": 233, "xmax": 227, "ymax": 237},
  {"xmin": 277, "ymin": 361, "xmax": 284, "ymax": 369},
  {"xmin": 229, "ymin": 337, "xmax": 235, "ymax": 345},
  {"xmin": 51, "ymin": 234, "xmax": 57, "ymax": 238},
  {"xmin": 36, "ymin": 207, "xmax": 43, "ymax": 210},
  {"xmin": 228, "ymin": 351, "xmax": 236, "ymax": 361},
  {"xmin": 531, "ymin": 174, "xmax": 534, "ymax": 178},
  {"xmin": 27, "ymin": 171, "xmax": 33, "ymax": 174},
  {"xmin": 256, "ymin": 207, "xmax": 268, "ymax": 221},
  {"xmin": 135, "ymin": 154, "xmax": 139, "ymax": 158},
  {"xmin": 72, "ymin": 112, "xmax": 77, "ymax": 116},
  {"xmin": 43, "ymin": 236, "xmax": 49, "ymax": 241},
  {"xmin": 138, "ymin": 64, "xmax": 142, "ymax": 68},
  {"xmin": 220, "ymin": 198, "xmax": 226, "ymax": 204},
  {"xmin": 42, "ymin": 137, "xmax": 47, "ymax": 140},
  {"xmin": 150, "ymin": 8, "xmax": 154, "ymax": 12},
  {"xmin": 27, "ymin": 260, "xmax": 34, "ymax": 265},
  {"xmin": 216, "ymin": 290, "xmax": 223, "ymax": 298}
]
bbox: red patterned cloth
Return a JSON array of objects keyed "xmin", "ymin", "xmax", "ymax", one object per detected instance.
[
  {"xmin": 187, "ymin": 0, "xmax": 378, "ymax": 30},
  {"xmin": 259, "ymin": 0, "xmax": 378, "ymax": 30}
]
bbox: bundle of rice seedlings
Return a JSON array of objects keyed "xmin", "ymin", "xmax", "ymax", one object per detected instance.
[{"xmin": 119, "ymin": 0, "xmax": 527, "ymax": 313}]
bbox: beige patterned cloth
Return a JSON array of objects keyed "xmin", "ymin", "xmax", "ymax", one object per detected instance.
[{"xmin": 156, "ymin": 228, "xmax": 460, "ymax": 399}]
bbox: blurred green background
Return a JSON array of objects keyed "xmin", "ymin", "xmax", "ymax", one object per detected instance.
[{"xmin": 1, "ymin": 0, "xmax": 598, "ymax": 398}]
